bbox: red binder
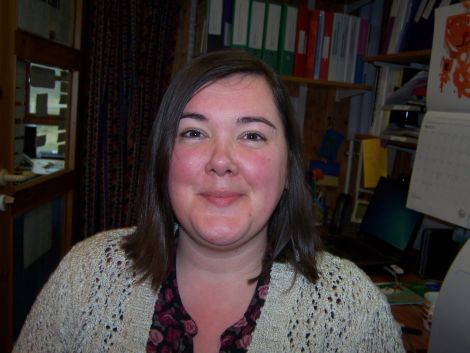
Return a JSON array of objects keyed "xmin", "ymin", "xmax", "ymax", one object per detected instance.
[
  {"xmin": 304, "ymin": 9, "xmax": 320, "ymax": 78},
  {"xmin": 293, "ymin": 6, "xmax": 309, "ymax": 77}
]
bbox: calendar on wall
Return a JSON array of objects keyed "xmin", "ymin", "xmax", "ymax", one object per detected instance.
[{"xmin": 407, "ymin": 2, "xmax": 470, "ymax": 228}]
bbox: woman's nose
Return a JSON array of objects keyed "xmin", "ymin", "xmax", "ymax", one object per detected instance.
[{"xmin": 205, "ymin": 140, "xmax": 238, "ymax": 176}]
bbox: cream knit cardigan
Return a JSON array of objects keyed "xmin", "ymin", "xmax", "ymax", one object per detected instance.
[{"xmin": 13, "ymin": 228, "xmax": 405, "ymax": 352}]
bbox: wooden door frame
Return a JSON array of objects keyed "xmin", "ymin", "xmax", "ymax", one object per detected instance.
[
  {"xmin": 0, "ymin": 1, "xmax": 83, "ymax": 351},
  {"xmin": 0, "ymin": 0, "xmax": 19, "ymax": 349}
]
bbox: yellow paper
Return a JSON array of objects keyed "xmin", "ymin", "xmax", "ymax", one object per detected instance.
[{"xmin": 362, "ymin": 138, "xmax": 388, "ymax": 188}]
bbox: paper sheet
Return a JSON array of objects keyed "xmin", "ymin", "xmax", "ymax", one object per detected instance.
[
  {"xmin": 407, "ymin": 3, "xmax": 470, "ymax": 229},
  {"xmin": 407, "ymin": 111, "xmax": 470, "ymax": 228}
]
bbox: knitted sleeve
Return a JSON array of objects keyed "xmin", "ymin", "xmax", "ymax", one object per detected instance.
[
  {"xmin": 312, "ymin": 255, "xmax": 406, "ymax": 353},
  {"xmin": 353, "ymin": 281, "xmax": 406, "ymax": 353},
  {"xmin": 12, "ymin": 229, "xmax": 141, "ymax": 353},
  {"xmin": 12, "ymin": 239, "xmax": 88, "ymax": 352},
  {"xmin": 248, "ymin": 254, "xmax": 406, "ymax": 353}
]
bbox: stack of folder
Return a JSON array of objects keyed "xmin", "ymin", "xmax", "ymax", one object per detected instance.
[{"xmin": 196, "ymin": 0, "xmax": 371, "ymax": 83}]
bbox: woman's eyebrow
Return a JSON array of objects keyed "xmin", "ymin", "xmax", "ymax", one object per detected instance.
[
  {"xmin": 180, "ymin": 112, "xmax": 206, "ymax": 121},
  {"xmin": 237, "ymin": 116, "xmax": 276, "ymax": 129},
  {"xmin": 179, "ymin": 113, "xmax": 277, "ymax": 130}
]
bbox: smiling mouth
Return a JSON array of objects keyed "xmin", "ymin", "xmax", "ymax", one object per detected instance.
[{"xmin": 200, "ymin": 191, "xmax": 243, "ymax": 207}]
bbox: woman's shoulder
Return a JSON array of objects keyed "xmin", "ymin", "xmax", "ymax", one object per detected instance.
[
  {"xmin": 316, "ymin": 251, "xmax": 374, "ymax": 284},
  {"xmin": 55, "ymin": 227, "xmax": 142, "ymax": 314},
  {"xmin": 72, "ymin": 227, "xmax": 135, "ymax": 251},
  {"xmin": 257, "ymin": 254, "xmax": 402, "ymax": 352},
  {"xmin": 60, "ymin": 227, "xmax": 136, "ymax": 279},
  {"xmin": 272, "ymin": 251, "xmax": 384, "ymax": 303}
]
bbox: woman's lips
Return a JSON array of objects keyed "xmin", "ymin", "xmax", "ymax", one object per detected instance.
[{"xmin": 200, "ymin": 191, "xmax": 243, "ymax": 207}]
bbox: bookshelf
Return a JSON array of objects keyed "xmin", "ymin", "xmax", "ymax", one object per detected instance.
[
  {"xmin": 345, "ymin": 47, "xmax": 432, "ymax": 222},
  {"xmin": 281, "ymin": 75, "xmax": 372, "ymax": 90},
  {"xmin": 365, "ymin": 49, "xmax": 431, "ymax": 66}
]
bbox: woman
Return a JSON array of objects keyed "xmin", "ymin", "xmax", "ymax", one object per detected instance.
[{"xmin": 14, "ymin": 50, "xmax": 404, "ymax": 352}]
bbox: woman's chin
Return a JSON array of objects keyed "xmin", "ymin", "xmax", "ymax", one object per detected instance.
[
  {"xmin": 180, "ymin": 215, "xmax": 267, "ymax": 250},
  {"xmin": 196, "ymin": 228, "xmax": 247, "ymax": 248}
]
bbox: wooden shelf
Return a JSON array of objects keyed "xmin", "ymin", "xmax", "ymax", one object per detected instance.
[
  {"xmin": 365, "ymin": 49, "xmax": 431, "ymax": 66},
  {"xmin": 381, "ymin": 138, "xmax": 417, "ymax": 150},
  {"xmin": 24, "ymin": 114, "xmax": 66, "ymax": 125},
  {"xmin": 355, "ymin": 133, "xmax": 417, "ymax": 150},
  {"xmin": 281, "ymin": 75, "xmax": 372, "ymax": 90}
]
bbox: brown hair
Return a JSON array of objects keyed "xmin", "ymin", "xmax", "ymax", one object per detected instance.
[{"xmin": 122, "ymin": 50, "xmax": 322, "ymax": 289}]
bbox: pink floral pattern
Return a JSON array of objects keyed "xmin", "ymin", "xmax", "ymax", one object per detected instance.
[{"xmin": 146, "ymin": 266, "xmax": 270, "ymax": 352}]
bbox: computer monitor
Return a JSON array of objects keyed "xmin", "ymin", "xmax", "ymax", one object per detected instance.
[{"xmin": 359, "ymin": 177, "xmax": 423, "ymax": 254}]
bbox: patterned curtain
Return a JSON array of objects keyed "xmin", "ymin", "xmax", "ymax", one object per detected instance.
[{"xmin": 76, "ymin": 0, "xmax": 181, "ymax": 238}]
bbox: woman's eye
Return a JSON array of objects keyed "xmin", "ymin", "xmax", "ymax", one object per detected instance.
[
  {"xmin": 180, "ymin": 129, "xmax": 203, "ymax": 138},
  {"xmin": 242, "ymin": 132, "xmax": 266, "ymax": 141}
]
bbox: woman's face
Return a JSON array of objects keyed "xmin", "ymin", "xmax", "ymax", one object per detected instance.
[{"xmin": 168, "ymin": 74, "xmax": 288, "ymax": 251}]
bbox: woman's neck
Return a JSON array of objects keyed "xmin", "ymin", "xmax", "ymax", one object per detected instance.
[{"xmin": 175, "ymin": 231, "xmax": 267, "ymax": 282}]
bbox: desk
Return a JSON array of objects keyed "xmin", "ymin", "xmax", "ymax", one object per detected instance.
[
  {"xmin": 392, "ymin": 304, "xmax": 429, "ymax": 352},
  {"xmin": 371, "ymin": 273, "xmax": 430, "ymax": 353}
]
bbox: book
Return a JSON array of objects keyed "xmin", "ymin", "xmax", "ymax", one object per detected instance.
[
  {"xmin": 387, "ymin": 0, "xmax": 410, "ymax": 53},
  {"xmin": 376, "ymin": 282, "xmax": 425, "ymax": 305},
  {"xmin": 378, "ymin": 0, "xmax": 393, "ymax": 54},
  {"xmin": 313, "ymin": 10, "xmax": 325, "ymax": 80},
  {"xmin": 344, "ymin": 15, "xmax": 360, "ymax": 83},
  {"xmin": 395, "ymin": 0, "xmax": 422, "ymax": 52},
  {"xmin": 381, "ymin": 0, "xmax": 400, "ymax": 54},
  {"xmin": 327, "ymin": 12, "xmax": 344, "ymax": 82},
  {"xmin": 247, "ymin": 0, "xmax": 266, "ymax": 58},
  {"xmin": 222, "ymin": 0, "xmax": 234, "ymax": 47},
  {"xmin": 380, "ymin": 123, "xmax": 419, "ymax": 145},
  {"xmin": 277, "ymin": 4, "xmax": 298, "ymax": 75},
  {"xmin": 262, "ymin": 2, "xmax": 282, "ymax": 69},
  {"xmin": 304, "ymin": 9, "xmax": 320, "ymax": 78},
  {"xmin": 207, "ymin": 0, "xmax": 225, "ymax": 51},
  {"xmin": 354, "ymin": 18, "xmax": 370, "ymax": 84},
  {"xmin": 398, "ymin": 0, "xmax": 435, "ymax": 51},
  {"xmin": 319, "ymin": 10, "xmax": 333, "ymax": 81},
  {"xmin": 293, "ymin": 5, "xmax": 309, "ymax": 77},
  {"xmin": 367, "ymin": 0, "xmax": 386, "ymax": 57},
  {"xmin": 231, "ymin": 0, "xmax": 251, "ymax": 50},
  {"xmin": 370, "ymin": 66, "xmax": 392, "ymax": 136},
  {"xmin": 336, "ymin": 13, "xmax": 351, "ymax": 82},
  {"xmin": 194, "ymin": 0, "xmax": 209, "ymax": 56}
]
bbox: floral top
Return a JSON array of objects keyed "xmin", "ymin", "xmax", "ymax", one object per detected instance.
[{"xmin": 146, "ymin": 265, "xmax": 271, "ymax": 353}]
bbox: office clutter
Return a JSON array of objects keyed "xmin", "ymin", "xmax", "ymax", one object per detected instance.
[
  {"xmin": 368, "ymin": 0, "xmax": 452, "ymax": 138},
  {"xmin": 307, "ymin": 128, "xmax": 344, "ymax": 225},
  {"xmin": 379, "ymin": 70, "xmax": 427, "ymax": 145},
  {"xmin": 371, "ymin": 65, "xmax": 428, "ymax": 139},
  {"xmin": 423, "ymin": 291, "xmax": 439, "ymax": 331},
  {"xmin": 376, "ymin": 281, "xmax": 425, "ymax": 305}
]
